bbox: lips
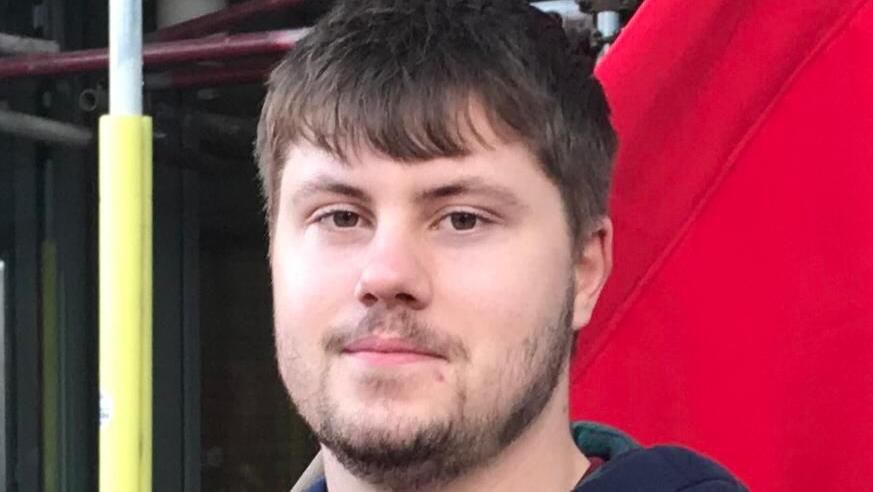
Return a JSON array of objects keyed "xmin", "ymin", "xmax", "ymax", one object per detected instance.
[{"xmin": 343, "ymin": 336, "xmax": 443, "ymax": 359}]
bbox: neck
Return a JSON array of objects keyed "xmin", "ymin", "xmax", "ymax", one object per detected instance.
[{"xmin": 321, "ymin": 374, "xmax": 589, "ymax": 492}]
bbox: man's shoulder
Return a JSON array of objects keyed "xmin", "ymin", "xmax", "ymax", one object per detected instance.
[
  {"xmin": 572, "ymin": 422, "xmax": 747, "ymax": 491},
  {"xmin": 578, "ymin": 445, "xmax": 746, "ymax": 491},
  {"xmin": 303, "ymin": 477, "xmax": 327, "ymax": 492}
]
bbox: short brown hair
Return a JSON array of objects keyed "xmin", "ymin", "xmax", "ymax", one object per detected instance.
[{"xmin": 256, "ymin": 0, "xmax": 617, "ymax": 245}]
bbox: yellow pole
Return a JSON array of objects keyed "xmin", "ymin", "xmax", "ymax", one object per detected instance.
[
  {"xmin": 99, "ymin": 115, "xmax": 152, "ymax": 492},
  {"xmin": 101, "ymin": 0, "xmax": 151, "ymax": 489}
]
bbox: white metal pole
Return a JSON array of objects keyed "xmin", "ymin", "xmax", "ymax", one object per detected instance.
[
  {"xmin": 109, "ymin": 0, "xmax": 143, "ymax": 115},
  {"xmin": 596, "ymin": 10, "xmax": 621, "ymax": 39},
  {"xmin": 597, "ymin": 10, "xmax": 621, "ymax": 58}
]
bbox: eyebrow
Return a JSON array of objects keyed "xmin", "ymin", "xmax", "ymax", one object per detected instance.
[
  {"xmin": 291, "ymin": 176, "xmax": 373, "ymax": 206},
  {"xmin": 291, "ymin": 175, "xmax": 526, "ymax": 210},
  {"xmin": 415, "ymin": 178, "xmax": 526, "ymax": 210}
]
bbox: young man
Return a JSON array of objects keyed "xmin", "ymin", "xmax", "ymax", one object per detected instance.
[{"xmin": 256, "ymin": 1, "xmax": 746, "ymax": 491}]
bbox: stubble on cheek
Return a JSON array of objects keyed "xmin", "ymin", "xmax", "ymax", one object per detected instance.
[{"xmin": 275, "ymin": 326, "xmax": 324, "ymax": 425}]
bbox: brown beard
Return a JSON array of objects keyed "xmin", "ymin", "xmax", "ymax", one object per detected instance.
[{"xmin": 299, "ymin": 282, "xmax": 577, "ymax": 491}]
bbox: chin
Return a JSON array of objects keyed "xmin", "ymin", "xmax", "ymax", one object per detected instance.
[
  {"xmin": 336, "ymin": 373, "xmax": 454, "ymax": 408},
  {"xmin": 345, "ymin": 396, "xmax": 445, "ymax": 425},
  {"xmin": 330, "ymin": 392, "xmax": 449, "ymax": 426}
]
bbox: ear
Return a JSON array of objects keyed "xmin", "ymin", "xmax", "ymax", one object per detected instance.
[{"xmin": 571, "ymin": 217, "xmax": 613, "ymax": 329}]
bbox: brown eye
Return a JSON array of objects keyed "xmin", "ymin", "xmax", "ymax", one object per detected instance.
[
  {"xmin": 449, "ymin": 212, "xmax": 478, "ymax": 231},
  {"xmin": 330, "ymin": 211, "xmax": 360, "ymax": 228}
]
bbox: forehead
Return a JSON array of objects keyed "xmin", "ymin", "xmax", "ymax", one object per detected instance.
[
  {"xmin": 286, "ymin": 101, "xmax": 532, "ymax": 178},
  {"xmin": 279, "ymin": 136, "xmax": 546, "ymax": 201}
]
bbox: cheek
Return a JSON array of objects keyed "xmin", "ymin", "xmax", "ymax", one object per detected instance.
[
  {"xmin": 272, "ymin": 232, "xmax": 361, "ymax": 326},
  {"xmin": 271, "ymin": 239, "xmax": 361, "ymax": 393},
  {"xmin": 434, "ymin": 230, "xmax": 569, "ymax": 326},
  {"xmin": 272, "ymin": 242, "xmax": 362, "ymax": 403},
  {"xmin": 432, "ymin": 232, "xmax": 570, "ymax": 374}
]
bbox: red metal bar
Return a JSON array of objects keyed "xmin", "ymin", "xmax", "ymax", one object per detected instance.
[
  {"xmin": 149, "ymin": 0, "xmax": 307, "ymax": 42},
  {"xmin": 0, "ymin": 29, "xmax": 306, "ymax": 79},
  {"xmin": 145, "ymin": 57, "xmax": 277, "ymax": 90}
]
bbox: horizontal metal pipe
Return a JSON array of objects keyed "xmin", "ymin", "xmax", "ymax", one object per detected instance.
[
  {"xmin": 183, "ymin": 109, "xmax": 257, "ymax": 143},
  {"xmin": 532, "ymin": 0, "xmax": 586, "ymax": 21},
  {"xmin": 0, "ymin": 108, "xmax": 93, "ymax": 147},
  {"xmin": 149, "ymin": 0, "xmax": 306, "ymax": 42},
  {"xmin": 0, "ymin": 29, "xmax": 306, "ymax": 79},
  {"xmin": 0, "ymin": 32, "xmax": 60, "ymax": 55},
  {"xmin": 532, "ymin": 0, "xmax": 593, "ymax": 35},
  {"xmin": 145, "ymin": 57, "xmax": 275, "ymax": 90}
]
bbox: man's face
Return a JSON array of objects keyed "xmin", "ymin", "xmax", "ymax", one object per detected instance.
[{"xmin": 271, "ymin": 122, "xmax": 609, "ymax": 487}]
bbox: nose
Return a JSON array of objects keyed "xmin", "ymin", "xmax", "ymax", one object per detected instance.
[{"xmin": 354, "ymin": 228, "xmax": 432, "ymax": 310}]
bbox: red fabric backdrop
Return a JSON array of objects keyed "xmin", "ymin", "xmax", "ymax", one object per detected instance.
[{"xmin": 569, "ymin": 0, "xmax": 873, "ymax": 490}]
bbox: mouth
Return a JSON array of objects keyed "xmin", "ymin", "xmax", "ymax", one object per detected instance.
[{"xmin": 342, "ymin": 336, "xmax": 445, "ymax": 366}]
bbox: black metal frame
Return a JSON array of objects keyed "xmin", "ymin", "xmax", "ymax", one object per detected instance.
[{"xmin": 153, "ymin": 163, "xmax": 202, "ymax": 492}]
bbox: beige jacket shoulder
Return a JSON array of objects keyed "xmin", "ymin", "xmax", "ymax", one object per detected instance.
[{"xmin": 290, "ymin": 451, "xmax": 324, "ymax": 492}]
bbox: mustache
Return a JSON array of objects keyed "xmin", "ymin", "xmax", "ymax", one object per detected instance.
[{"xmin": 323, "ymin": 307, "xmax": 469, "ymax": 361}]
